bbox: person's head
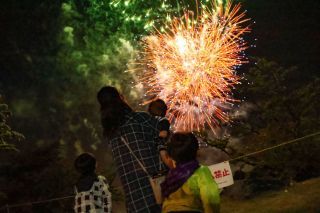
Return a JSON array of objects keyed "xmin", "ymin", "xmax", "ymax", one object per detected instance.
[
  {"xmin": 167, "ymin": 132, "xmax": 199, "ymax": 164},
  {"xmin": 74, "ymin": 153, "xmax": 96, "ymax": 175},
  {"xmin": 148, "ymin": 99, "xmax": 167, "ymax": 117},
  {"xmin": 97, "ymin": 86, "xmax": 133, "ymax": 138}
]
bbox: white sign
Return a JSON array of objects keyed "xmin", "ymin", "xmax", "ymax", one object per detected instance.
[{"xmin": 208, "ymin": 161, "xmax": 234, "ymax": 188}]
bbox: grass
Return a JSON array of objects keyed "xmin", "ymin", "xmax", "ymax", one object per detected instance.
[{"xmin": 221, "ymin": 177, "xmax": 320, "ymax": 213}]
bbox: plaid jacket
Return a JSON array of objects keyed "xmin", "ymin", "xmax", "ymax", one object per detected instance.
[
  {"xmin": 109, "ymin": 111, "xmax": 164, "ymax": 213},
  {"xmin": 74, "ymin": 176, "xmax": 112, "ymax": 213}
]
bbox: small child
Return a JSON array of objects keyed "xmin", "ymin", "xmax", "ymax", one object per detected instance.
[
  {"xmin": 148, "ymin": 99, "xmax": 170, "ymax": 138},
  {"xmin": 74, "ymin": 153, "xmax": 112, "ymax": 213},
  {"xmin": 148, "ymin": 99, "xmax": 173, "ymax": 169},
  {"xmin": 161, "ymin": 132, "xmax": 220, "ymax": 213}
]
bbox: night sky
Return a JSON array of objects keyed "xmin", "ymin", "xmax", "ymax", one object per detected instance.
[{"xmin": 244, "ymin": 0, "xmax": 320, "ymax": 75}]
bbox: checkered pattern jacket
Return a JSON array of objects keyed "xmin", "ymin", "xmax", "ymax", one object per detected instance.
[
  {"xmin": 74, "ymin": 176, "xmax": 112, "ymax": 213},
  {"xmin": 109, "ymin": 111, "xmax": 165, "ymax": 213}
]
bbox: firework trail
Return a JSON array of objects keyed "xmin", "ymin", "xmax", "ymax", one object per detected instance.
[{"xmin": 134, "ymin": 0, "xmax": 250, "ymax": 133}]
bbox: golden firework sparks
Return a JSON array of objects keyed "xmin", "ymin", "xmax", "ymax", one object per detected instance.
[{"xmin": 135, "ymin": 0, "xmax": 250, "ymax": 133}]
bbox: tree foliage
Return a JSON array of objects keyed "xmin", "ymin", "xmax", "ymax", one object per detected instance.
[
  {"xmin": 0, "ymin": 103, "xmax": 24, "ymax": 151},
  {"xmin": 0, "ymin": 0, "xmax": 181, "ymax": 209},
  {"xmin": 229, "ymin": 58, "xmax": 320, "ymax": 192}
]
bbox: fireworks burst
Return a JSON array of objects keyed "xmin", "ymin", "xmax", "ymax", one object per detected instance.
[{"xmin": 134, "ymin": 0, "xmax": 250, "ymax": 132}]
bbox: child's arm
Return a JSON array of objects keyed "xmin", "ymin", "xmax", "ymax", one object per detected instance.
[
  {"xmin": 157, "ymin": 118, "xmax": 173, "ymax": 168},
  {"xmin": 158, "ymin": 119, "xmax": 170, "ymax": 137},
  {"xmin": 159, "ymin": 149, "xmax": 174, "ymax": 169},
  {"xmin": 199, "ymin": 167, "xmax": 220, "ymax": 213},
  {"xmin": 159, "ymin": 130, "xmax": 168, "ymax": 138}
]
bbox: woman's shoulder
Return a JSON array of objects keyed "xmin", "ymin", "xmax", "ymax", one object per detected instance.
[
  {"xmin": 124, "ymin": 111, "xmax": 150, "ymax": 122},
  {"xmin": 128, "ymin": 111, "xmax": 160, "ymax": 125},
  {"xmin": 135, "ymin": 111, "xmax": 152, "ymax": 118},
  {"xmin": 119, "ymin": 111, "xmax": 161, "ymax": 134}
]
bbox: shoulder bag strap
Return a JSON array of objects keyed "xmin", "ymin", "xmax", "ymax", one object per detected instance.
[{"xmin": 120, "ymin": 136, "xmax": 151, "ymax": 178}]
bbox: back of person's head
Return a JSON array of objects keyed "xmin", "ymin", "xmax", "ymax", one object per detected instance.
[
  {"xmin": 74, "ymin": 153, "xmax": 96, "ymax": 175},
  {"xmin": 97, "ymin": 86, "xmax": 122, "ymax": 107},
  {"xmin": 167, "ymin": 132, "xmax": 199, "ymax": 164},
  {"xmin": 148, "ymin": 99, "xmax": 167, "ymax": 117},
  {"xmin": 97, "ymin": 86, "xmax": 133, "ymax": 138}
]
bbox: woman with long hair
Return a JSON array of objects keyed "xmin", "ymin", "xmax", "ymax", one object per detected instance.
[{"xmin": 97, "ymin": 86, "xmax": 166, "ymax": 213}]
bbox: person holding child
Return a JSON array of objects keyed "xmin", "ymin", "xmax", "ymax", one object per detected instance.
[
  {"xmin": 74, "ymin": 153, "xmax": 112, "ymax": 213},
  {"xmin": 97, "ymin": 86, "xmax": 171, "ymax": 213},
  {"xmin": 161, "ymin": 132, "xmax": 220, "ymax": 213}
]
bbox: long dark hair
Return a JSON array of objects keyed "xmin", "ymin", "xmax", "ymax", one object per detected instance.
[{"xmin": 97, "ymin": 86, "xmax": 133, "ymax": 138}]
